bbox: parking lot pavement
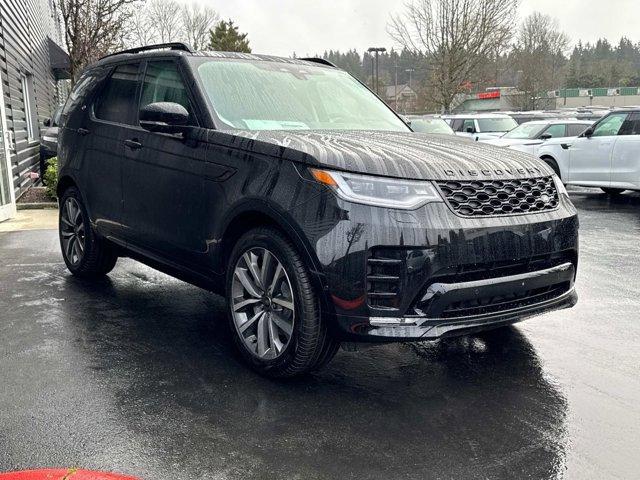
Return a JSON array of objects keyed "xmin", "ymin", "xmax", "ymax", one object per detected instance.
[{"xmin": 0, "ymin": 188, "xmax": 638, "ymax": 480}]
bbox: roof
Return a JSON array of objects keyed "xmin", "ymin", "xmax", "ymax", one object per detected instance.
[
  {"xmin": 93, "ymin": 45, "xmax": 331, "ymax": 69},
  {"xmin": 442, "ymin": 113, "xmax": 514, "ymax": 119},
  {"xmin": 522, "ymin": 119, "xmax": 594, "ymax": 125}
]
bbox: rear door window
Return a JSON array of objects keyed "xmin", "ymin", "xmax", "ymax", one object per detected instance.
[
  {"xmin": 567, "ymin": 124, "xmax": 589, "ymax": 137},
  {"xmin": 93, "ymin": 63, "xmax": 140, "ymax": 125}
]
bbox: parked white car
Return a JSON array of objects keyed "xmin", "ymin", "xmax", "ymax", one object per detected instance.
[
  {"xmin": 536, "ymin": 110, "xmax": 640, "ymax": 194},
  {"xmin": 442, "ymin": 113, "xmax": 518, "ymax": 141},
  {"xmin": 482, "ymin": 119, "xmax": 592, "ymax": 157}
]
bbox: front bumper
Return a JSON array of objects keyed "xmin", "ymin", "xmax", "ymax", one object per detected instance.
[
  {"xmin": 289, "ymin": 186, "xmax": 579, "ymax": 342},
  {"xmin": 347, "ymin": 263, "xmax": 577, "ymax": 340}
]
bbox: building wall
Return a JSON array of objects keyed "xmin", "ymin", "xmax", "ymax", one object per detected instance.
[{"xmin": 0, "ymin": 0, "xmax": 65, "ymax": 198}]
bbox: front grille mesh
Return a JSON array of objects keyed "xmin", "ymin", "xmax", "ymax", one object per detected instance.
[{"xmin": 436, "ymin": 177, "xmax": 559, "ymax": 217}]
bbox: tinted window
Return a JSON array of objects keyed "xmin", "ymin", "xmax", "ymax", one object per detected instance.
[
  {"xmin": 619, "ymin": 113, "xmax": 640, "ymax": 136},
  {"xmin": 592, "ymin": 113, "xmax": 628, "ymax": 137},
  {"xmin": 451, "ymin": 119, "xmax": 464, "ymax": 131},
  {"xmin": 410, "ymin": 118, "xmax": 454, "ymax": 135},
  {"xmin": 462, "ymin": 119, "xmax": 475, "ymax": 132},
  {"xmin": 61, "ymin": 71, "xmax": 98, "ymax": 122},
  {"xmin": 140, "ymin": 61, "xmax": 195, "ymax": 124},
  {"xmin": 542, "ymin": 124, "xmax": 567, "ymax": 138},
  {"xmin": 567, "ymin": 124, "xmax": 589, "ymax": 137},
  {"xmin": 476, "ymin": 117, "xmax": 518, "ymax": 133},
  {"xmin": 503, "ymin": 123, "xmax": 545, "ymax": 139},
  {"xmin": 94, "ymin": 63, "xmax": 140, "ymax": 124}
]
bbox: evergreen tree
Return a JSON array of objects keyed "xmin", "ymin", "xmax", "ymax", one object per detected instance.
[{"xmin": 208, "ymin": 19, "xmax": 251, "ymax": 53}]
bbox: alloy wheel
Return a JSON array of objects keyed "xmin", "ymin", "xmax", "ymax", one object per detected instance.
[
  {"xmin": 231, "ymin": 248, "xmax": 295, "ymax": 360},
  {"xmin": 60, "ymin": 197, "xmax": 86, "ymax": 266}
]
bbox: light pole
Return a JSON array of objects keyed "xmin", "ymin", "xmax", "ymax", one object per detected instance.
[
  {"xmin": 394, "ymin": 62, "xmax": 399, "ymax": 110},
  {"xmin": 405, "ymin": 68, "xmax": 414, "ymax": 89},
  {"xmin": 367, "ymin": 47, "xmax": 386, "ymax": 95}
]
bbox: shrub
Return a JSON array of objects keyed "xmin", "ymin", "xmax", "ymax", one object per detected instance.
[{"xmin": 43, "ymin": 157, "xmax": 58, "ymax": 200}]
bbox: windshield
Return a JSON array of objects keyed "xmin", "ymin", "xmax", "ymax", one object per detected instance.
[
  {"xmin": 502, "ymin": 123, "xmax": 546, "ymax": 139},
  {"xmin": 193, "ymin": 59, "xmax": 410, "ymax": 132},
  {"xmin": 410, "ymin": 118, "xmax": 454, "ymax": 135},
  {"xmin": 477, "ymin": 117, "xmax": 518, "ymax": 133}
]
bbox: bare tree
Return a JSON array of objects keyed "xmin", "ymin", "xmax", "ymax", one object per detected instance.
[
  {"xmin": 182, "ymin": 2, "xmax": 219, "ymax": 50},
  {"xmin": 389, "ymin": 0, "xmax": 519, "ymax": 112},
  {"xmin": 508, "ymin": 12, "xmax": 570, "ymax": 110},
  {"xmin": 125, "ymin": 0, "xmax": 219, "ymax": 50},
  {"xmin": 146, "ymin": 0, "xmax": 181, "ymax": 43},
  {"xmin": 127, "ymin": 6, "xmax": 156, "ymax": 47},
  {"xmin": 60, "ymin": 0, "xmax": 139, "ymax": 82}
]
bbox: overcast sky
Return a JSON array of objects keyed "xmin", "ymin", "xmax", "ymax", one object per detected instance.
[{"xmin": 187, "ymin": 0, "xmax": 638, "ymax": 57}]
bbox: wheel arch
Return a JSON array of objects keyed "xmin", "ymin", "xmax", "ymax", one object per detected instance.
[
  {"xmin": 56, "ymin": 174, "xmax": 78, "ymax": 199},
  {"xmin": 540, "ymin": 154, "xmax": 562, "ymax": 179},
  {"xmin": 214, "ymin": 204, "xmax": 331, "ymax": 312}
]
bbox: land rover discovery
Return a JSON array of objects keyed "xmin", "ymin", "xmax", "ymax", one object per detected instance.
[{"xmin": 57, "ymin": 43, "xmax": 579, "ymax": 377}]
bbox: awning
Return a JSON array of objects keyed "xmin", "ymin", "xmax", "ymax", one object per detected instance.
[{"xmin": 48, "ymin": 37, "xmax": 71, "ymax": 80}]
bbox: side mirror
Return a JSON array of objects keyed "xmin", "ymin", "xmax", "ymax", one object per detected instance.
[
  {"xmin": 582, "ymin": 127, "xmax": 594, "ymax": 138},
  {"xmin": 465, "ymin": 126, "xmax": 475, "ymax": 134},
  {"xmin": 539, "ymin": 133, "xmax": 552, "ymax": 140},
  {"xmin": 43, "ymin": 118, "xmax": 51, "ymax": 127},
  {"xmin": 140, "ymin": 102, "xmax": 190, "ymax": 134}
]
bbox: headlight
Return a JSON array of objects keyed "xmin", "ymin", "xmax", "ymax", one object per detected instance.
[
  {"xmin": 553, "ymin": 175, "xmax": 568, "ymax": 196},
  {"xmin": 310, "ymin": 168, "xmax": 443, "ymax": 209}
]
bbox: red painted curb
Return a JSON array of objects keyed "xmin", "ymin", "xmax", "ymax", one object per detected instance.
[{"xmin": 0, "ymin": 469, "xmax": 139, "ymax": 480}]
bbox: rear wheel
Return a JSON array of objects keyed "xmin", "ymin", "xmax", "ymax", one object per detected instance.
[
  {"xmin": 226, "ymin": 227, "xmax": 338, "ymax": 377},
  {"xmin": 601, "ymin": 187, "xmax": 625, "ymax": 196},
  {"xmin": 59, "ymin": 187, "xmax": 118, "ymax": 278}
]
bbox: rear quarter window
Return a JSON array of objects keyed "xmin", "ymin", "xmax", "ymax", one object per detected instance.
[{"xmin": 60, "ymin": 71, "xmax": 101, "ymax": 126}]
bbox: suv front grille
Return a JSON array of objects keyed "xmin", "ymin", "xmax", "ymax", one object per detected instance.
[{"xmin": 436, "ymin": 177, "xmax": 559, "ymax": 217}]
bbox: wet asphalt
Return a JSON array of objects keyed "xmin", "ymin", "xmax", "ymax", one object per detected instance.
[{"xmin": 0, "ymin": 188, "xmax": 638, "ymax": 480}]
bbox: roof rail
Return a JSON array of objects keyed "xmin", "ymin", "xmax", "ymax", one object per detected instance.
[
  {"xmin": 300, "ymin": 57, "xmax": 337, "ymax": 68},
  {"xmin": 99, "ymin": 42, "xmax": 194, "ymax": 61}
]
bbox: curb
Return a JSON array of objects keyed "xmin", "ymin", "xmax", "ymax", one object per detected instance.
[{"xmin": 17, "ymin": 203, "xmax": 58, "ymax": 210}]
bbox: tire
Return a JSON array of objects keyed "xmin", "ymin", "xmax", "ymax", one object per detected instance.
[
  {"xmin": 59, "ymin": 186, "xmax": 118, "ymax": 278},
  {"xmin": 541, "ymin": 157, "xmax": 561, "ymax": 178},
  {"xmin": 226, "ymin": 227, "xmax": 338, "ymax": 377},
  {"xmin": 601, "ymin": 187, "xmax": 625, "ymax": 196}
]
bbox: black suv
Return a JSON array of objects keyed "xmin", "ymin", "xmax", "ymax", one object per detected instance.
[{"xmin": 57, "ymin": 43, "xmax": 578, "ymax": 377}]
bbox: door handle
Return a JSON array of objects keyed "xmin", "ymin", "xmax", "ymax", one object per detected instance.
[
  {"xmin": 77, "ymin": 127, "xmax": 90, "ymax": 136},
  {"xmin": 124, "ymin": 139, "xmax": 142, "ymax": 150}
]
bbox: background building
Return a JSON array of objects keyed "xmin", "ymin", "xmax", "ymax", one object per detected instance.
[
  {"xmin": 453, "ymin": 86, "xmax": 640, "ymax": 113},
  {"xmin": 0, "ymin": 0, "xmax": 69, "ymax": 222},
  {"xmin": 384, "ymin": 84, "xmax": 418, "ymax": 113}
]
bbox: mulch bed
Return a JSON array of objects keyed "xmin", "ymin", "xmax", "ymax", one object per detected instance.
[{"xmin": 16, "ymin": 187, "xmax": 55, "ymax": 204}]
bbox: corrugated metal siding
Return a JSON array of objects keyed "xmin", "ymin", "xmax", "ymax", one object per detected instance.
[{"xmin": 0, "ymin": 0, "xmax": 64, "ymax": 198}]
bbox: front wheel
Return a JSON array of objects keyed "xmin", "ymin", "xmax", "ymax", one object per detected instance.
[
  {"xmin": 59, "ymin": 187, "xmax": 118, "ymax": 278},
  {"xmin": 601, "ymin": 188, "xmax": 625, "ymax": 196},
  {"xmin": 226, "ymin": 227, "xmax": 339, "ymax": 377}
]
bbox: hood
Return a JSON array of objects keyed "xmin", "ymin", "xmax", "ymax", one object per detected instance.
[{"xmin": 206, "ymin": 129, "xmax": 553, "ymax": 181}]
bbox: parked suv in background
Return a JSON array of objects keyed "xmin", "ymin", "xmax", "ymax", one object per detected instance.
[
  {"xmin": 536, "ymin": 109, "xmax": 640, "ymax": 195},
  {"xmin": 57, "ymin": 44, "xmax": 579, "ymax": 377},
  {"xmin": 481, "ymin": 119, "xmax": 592, "ymax": 174},
  {"xmin": 443, "ymin": 113, "xmax": 518, "ymax": 141}
]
